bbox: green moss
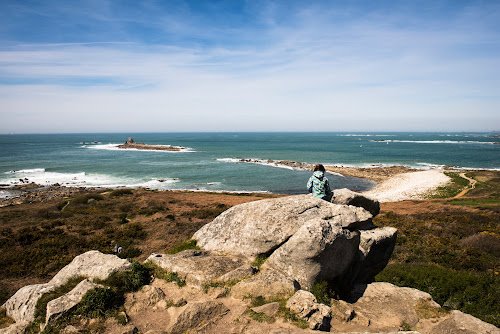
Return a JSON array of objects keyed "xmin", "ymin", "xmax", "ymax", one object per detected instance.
[{"xmin": 251, "ymin": 254, "xmax": 269, "ymax": 269}]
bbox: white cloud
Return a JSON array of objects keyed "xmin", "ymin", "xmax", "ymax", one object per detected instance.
[{"xmin": 0, "ymin": 2, "xmax": 499, "ymax": 133}]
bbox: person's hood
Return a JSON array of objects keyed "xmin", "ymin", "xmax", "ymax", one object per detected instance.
[{"xmin": 313, "ymin": 171, "xmax": 324, "ymax": 179}]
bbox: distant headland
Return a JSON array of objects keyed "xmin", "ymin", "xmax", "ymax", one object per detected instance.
[{"xmin": 117, "ymin": 137, "xmax": 187, "ymax": 152}]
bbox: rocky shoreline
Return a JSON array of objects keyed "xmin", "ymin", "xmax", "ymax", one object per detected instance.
[
  {"xmin": 117, "ymin": 137, "xmax": 187, "ymax": 152},
  {"xmin": 0, "ymin": 185, "xmax": 99, "ymax": 207}
]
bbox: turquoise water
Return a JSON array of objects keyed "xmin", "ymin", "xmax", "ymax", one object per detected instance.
[{"xmin": 0, "ymin": 132, "xmax": 498, "ymax": 195}]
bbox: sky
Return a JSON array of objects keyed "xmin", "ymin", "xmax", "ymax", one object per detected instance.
[{"xmin": 0, "ymin": 0, "xmax": 499, "ymax": 133}]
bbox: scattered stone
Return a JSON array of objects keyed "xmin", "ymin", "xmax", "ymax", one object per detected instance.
[
  {"xmin": 350, "ymin": 282, "xmax": 442, "ymax": 330},
  {"xmin": 330, "ymin": 299, "xmax": 355, "ymax": 323},
  {"xmin": 49, "ymin": 250, "xmax": 131, "ymax": 287},
  {"xmin": 146, "ymin": 250, "xmax": 245, "ymax": 287},
  {"xmin": 194, "ymin": 194, "xmax": 373, "ymax": 258},
  {"xmin": 251, "ymin": 302, "xmax": 280, "ymax": 317},
  {"xmin": 331, "ymin": 188, "xmax": 380, "ymax": 216},
  {"xmin": 231, "ymin": 269, "xmax": 299, "ymax": 300},
  {"xmin": 166, "ymin": 301, "xmax": 229, "ymax": 334},
  {"xmin": 264, "ymin": 219, "xmax": 360, "ymax": 290},
  {"xmin": 286, "ymin": 290, "xmax": 331, "ymax": 331}
]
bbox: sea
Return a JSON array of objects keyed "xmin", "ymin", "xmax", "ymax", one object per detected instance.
[{"xmin": 0, "ymin": 132, "xmax": 499, "ymax": 199}]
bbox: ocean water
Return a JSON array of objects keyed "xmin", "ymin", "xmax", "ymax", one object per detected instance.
[{"xmin": 0, "ymin": 132, "xmax": 498, "ymax": 197}]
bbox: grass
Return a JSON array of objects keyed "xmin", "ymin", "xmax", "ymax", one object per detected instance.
[
  {"xmin": 27, "ymin": 262, "xmax": 151, "ymax": 333},
  {"xmin": 247, "ymin": 295, "xmax": 309, "ymax": 329},
  {"xmin": 143, "ymin": 261, "xmax": 186, "ymax": 287},
  {"xmin": 167, "ymin": 239, "xmax": 200, "ymax": 254},
  {"xmin": 427, "ymin": 172, "xmax": 470, "ymax": 199},
  {"xmin": 447, "ymin": 197, "xmax": 500, "ymax": 209}
]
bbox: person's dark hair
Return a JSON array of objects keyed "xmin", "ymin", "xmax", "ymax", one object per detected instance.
[{"xmin": 313, "ymin": 164, "xmax": 325, "ymax": 172}]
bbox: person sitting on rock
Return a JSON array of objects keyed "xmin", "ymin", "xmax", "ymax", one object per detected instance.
[{"xmin": 307, "ymin": 164, "xmax": 332, "ymax": 201}]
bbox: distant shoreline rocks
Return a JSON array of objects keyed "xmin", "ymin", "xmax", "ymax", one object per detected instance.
[{"xmin": 117, "ymin": 137, "xmax": 187, "ymax": 152}]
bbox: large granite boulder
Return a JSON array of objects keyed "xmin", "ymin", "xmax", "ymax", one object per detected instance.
[
  {"xmin": 264, "ymin": 219, "xmax": 360, "ymax": 290},
  {"xmin": 49, "ymin": 250, "xmax": 131, "ymax": 287},
  {"xmin": 193, "ymin": 194, "xmax": 373, "ymax": 258},
  {"xmin": 44, "ymin": 279, "xmax": 99, "ymax": 329},
  {"xmin": 2, "ymin": 283, "xmax": 55, "ymax": 324},
  {"xmin": 349, "ymin": 282, "xmax": 442, "ymax": 330},
  {"xmin": 331, "ymin": 188, "xmax": 380, "ymax": 216},
  {"xmin": 344, "ymin": 227, "xmax": 398, "ymax": 286}
]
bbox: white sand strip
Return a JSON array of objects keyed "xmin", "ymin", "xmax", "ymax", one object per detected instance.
[{"xmin": 362, "ymin": 170, "xmax": 450, "ymax": 202}]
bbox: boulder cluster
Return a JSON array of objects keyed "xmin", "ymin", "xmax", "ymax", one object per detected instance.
[{"xmin": 1, "ymin": 191, "xmax": 499, "ymax": 334}]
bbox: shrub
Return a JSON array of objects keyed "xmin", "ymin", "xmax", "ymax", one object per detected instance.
[
  {"xmin": 70, "ymin": 194, "xmax": 104, "ymax": 205},
  {"xmin": 98, "ymin": 262, "xmax": 150, "ymax": 293},
  {"xmin": 376, "ymin": 263, "xmax": 500, "ymax": 327},
  {"xmin": 311, "ymin": 281, "xmax": 334, "ymax": 306},
  {"xmin": 77, "ymin": 287, "xmax": 119, "ymax": 318},
  {"xmin": 109, "ymin": 189, "xmax": 133, "ymax": 197}
]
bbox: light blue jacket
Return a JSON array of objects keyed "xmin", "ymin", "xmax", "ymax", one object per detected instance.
[{"xmin": 307, "ymin": 171, "xmax": 332, "ymax": 200}]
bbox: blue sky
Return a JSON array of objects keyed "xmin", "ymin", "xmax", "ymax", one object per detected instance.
[{"xmin": 0, "ymin": 0, "xmax": 499, "ymax": 133}]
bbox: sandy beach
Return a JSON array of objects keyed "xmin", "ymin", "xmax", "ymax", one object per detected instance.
[{"xmin": 361, "ymin": 169, "xmax": 451, "ymax": 202}]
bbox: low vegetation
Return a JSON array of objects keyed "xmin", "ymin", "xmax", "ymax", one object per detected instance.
[
  {"xmin": 375, "ymin": 170, "xmax": 500, "ymax": 327},
  {"xmin": 26, "ymin": 262, "xmax": 151, "ymax": 333},
  {"xmin": 427, "ymin": 171, "xmax": 470, "ymax": 198},
  {"xmin": 0, "ymin": 189, "xmax": 274, "ymax": 306}
]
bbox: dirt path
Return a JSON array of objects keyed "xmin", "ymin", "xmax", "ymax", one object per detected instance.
[{"xmin": 453, "ymin": 173, "xmax": 477, "ymax": 198}]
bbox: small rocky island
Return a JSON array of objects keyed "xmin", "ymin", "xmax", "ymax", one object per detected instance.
[{"xmin": 117, "ymin": 137, "xmax": 187, "ymax": 152}]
